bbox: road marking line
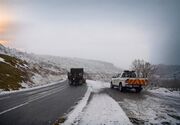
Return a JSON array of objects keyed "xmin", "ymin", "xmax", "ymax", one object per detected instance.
[
  {"xmin": 26, "ymin": 85, "xmax": 67, "ymax": 95},
  {"xmin": 0, "ymin": 102, "xmax": 28, "ymax": 115},
  {"xmin": 28, "ymin": 86, "xmax": 67, "ymax": 102},
  {"xmin": 0, "ymin": 86, "xmax": 67, "ymax": 115},
  {"xmin": 0, "ymin": 96, "xmax": 10, "ymax": 101}
]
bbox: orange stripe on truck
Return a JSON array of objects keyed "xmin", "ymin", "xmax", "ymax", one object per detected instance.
[{"xmin": 127, "ymin": 79, "xmax": 148, "ymax": 85}]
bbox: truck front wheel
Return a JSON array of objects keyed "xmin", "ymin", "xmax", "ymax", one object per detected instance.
[
  {"xmin": 119, "ymin": 83, "xmax": 124, "ymax": 92},
  {"xmin": 110, "ymin": 82, "xmax": 114, "ymax": 89}
]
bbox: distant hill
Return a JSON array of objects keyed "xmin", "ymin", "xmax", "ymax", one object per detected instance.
[
  {"xmin": 37, "ymin": 55, "xmax": 122, "ymax": 81},
  {"xmin": 0, "ymin": 44, "xmax": 121, "ymax": 74},
  {"xmin": 155, "ymin": 64, "xmax": 180, "ymax": 80},
  {"xmin": 153, "ymin": 64, "xmax": 180, "ymax": 88}
]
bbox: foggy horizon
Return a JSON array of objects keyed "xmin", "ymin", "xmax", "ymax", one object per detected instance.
[{"xmin": 0, "ymin": 0, "xmax": 180, "ymax": 68}]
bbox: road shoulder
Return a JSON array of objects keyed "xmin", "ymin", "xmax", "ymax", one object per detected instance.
[{"xmin": 62, "ymin": 80, "xmax": 132, "ymax": 125}]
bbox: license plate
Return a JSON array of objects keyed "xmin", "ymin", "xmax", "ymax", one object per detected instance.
[{"xmin": 133, "ymin": 85, "xmax": 140, "ymax": 87}]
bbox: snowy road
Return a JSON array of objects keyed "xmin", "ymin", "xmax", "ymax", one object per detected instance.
[
  {"xmin": 1, "ymin": 80, "xmax": 179, "ymax": 125},
  {"xmin": 63, "ymin": 80, "xmax": 180, "ymax": 125},
  {"xmin": 0, "ymin": 80, "xmax": 87, "ymax": 125},
  {"xmin": 63, "ymin": 80, "xmax": 132, "ymax": 125}
]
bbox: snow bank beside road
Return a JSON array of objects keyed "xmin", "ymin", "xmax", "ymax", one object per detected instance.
[
  {"xmin": 63, "ymin": 80, "xmax": 132, "ymax": 125},
  {"xmin": 62, "ymin": 87, "xmax": 91, "ymax": 125},
  {"xmin": 31, "ymin": 74, "xmax": 66, "ymax": 87},
  {"xmin": 120, "ymin": 93, "xmax": 180, "ymax": 125},
  {"xmin": 87, "ymin": 80, "xmax": 110, "ymax": 93},
  {"xmin": 80, "ymin": 94, "xmax": 132, "ymax": 125},
  {"xmin": 0, "ymin": 57, "xmax": 5, "ymax": 63},
  {"xmin": 149, "ymin": 88, "xmax": 180, "ymax": 97},
  {"xmin": 0, "ymin": 79, "xmax": 66, "ymax": 95}
]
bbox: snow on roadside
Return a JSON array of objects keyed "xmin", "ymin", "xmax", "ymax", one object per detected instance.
[
  {"xmin": 149, "ymin": 88, "xmax": 180, "ymax": 97},
  {"xmin": 0, "ymin": 57, "xmax": 10, "ymax": 65},
  {"xmin": 87, "ymin": 80, "xmax": 110, "ymax": 93},
  {"xmin": 62, "ymin": 80, "xmax": 132, "ymax": 125},
  {"xmin": 120, "ymin": 94, "xmax": 180, "ymax": 125},
  {"xmin": 62, "ymin": 87, "xmax": 91, "ymax": 125},
  {"xmin": 0, "ymin": 57, "xmax": 5, "ymax": 63},
  {"xmin": 79, "ymin": 94, "xmax": 132, "ymax": 125},
  {"xmin": 0, "ymin": 79, "xmax": 66, "ymax": 95},
  {"xmin": 31, "ymin": 74, "xmax": 66, "ymax": 87}
]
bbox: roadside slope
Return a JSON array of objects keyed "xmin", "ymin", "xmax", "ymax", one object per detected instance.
[
  {"xmin": 0, "ymin": 54, "xmax": 30, "ymax": 91},
  {"xmin": 0, "ymin": 53, "xmax": 66, "ymax": 92}
]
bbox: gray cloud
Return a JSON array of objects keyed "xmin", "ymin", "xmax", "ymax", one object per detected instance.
[{"xmin": 1, "ymin": 0, "xmax": 180, "ymax": 68}]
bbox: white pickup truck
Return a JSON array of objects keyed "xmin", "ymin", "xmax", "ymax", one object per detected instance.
[{"xmin": 110, "ymin": 70, "xmax": 148, "ymax": 92}]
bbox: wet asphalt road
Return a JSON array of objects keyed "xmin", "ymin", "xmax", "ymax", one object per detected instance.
[{"xmin": 0, "ymin": 80, "xmax": 87, "ymax": 125}]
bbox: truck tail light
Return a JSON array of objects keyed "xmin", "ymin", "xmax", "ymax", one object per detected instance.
[{"xmin": 125, "ymin": 79, "xmax": 129, "ymax": 83}]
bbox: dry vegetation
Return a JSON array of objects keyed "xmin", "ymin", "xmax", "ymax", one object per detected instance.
[{"xmin": 0, "ymin": 54, "xmax": 30, "ymax": 91}]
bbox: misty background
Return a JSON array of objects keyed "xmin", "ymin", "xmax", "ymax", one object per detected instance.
[{"xmin": 0, "ymin": 0, "xmax": 180, "ymax": 68}]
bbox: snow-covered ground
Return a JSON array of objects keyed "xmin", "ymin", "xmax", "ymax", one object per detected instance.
[
  {"xmin": 79, "ymin": 94, "xmax": 132, "ymax": 125},
  {"xmin": 0, "ymin": 57, "xmax": 5, "ymax": 63},
  {"xmin": 149, "ymin": 87, "xmax": 180, "ymax": 97},
  {"xmin": 63, "ymin": 80, "xmax": 132, "ymax": 125},
  {"xmin": 87, "ymin": 80, "xmax": 110, "ymax": 93},
  {"xmin": 108, "ymin": 88, "xmax": 180, "ymax": 125},
  {"xmin": 67, "ymin": 81, "xmax": 180, "ymax": 125},
  {"xmin": 30, "ymin": 74, "xmax": 67, "ymax": 87},
  {"xmin": 120, "ymin": 95, "xmax": 180, "ymax": 125}
]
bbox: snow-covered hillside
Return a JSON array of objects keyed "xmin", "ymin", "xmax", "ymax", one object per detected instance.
[
  {"xmin": 0, "ymin": 53, "xmax": 66, "ymax": 92},
  {"xmin": 0, "ymin": 44, "xmax": 121, "ymax": 91},
  {"xmin": 0, "ymin": 44, "xmax": 121, "ymax": 82},
  {"xmin": 151, "ymin": 64, "xmax": 180, "ymax": 88},
  {"xmin": 40, "ymin": 55, "xmax": 120, "ymax": 74},
  {"xmin": 155, "ymin": 64, "xmax": 180, "ymax": 79},
  {"xmin": 38, "ymin": 55, "xmax": 121, "ymax": 81},
  {"xmin": 0, "ymin": 44, "xmax": 65, "ymax": 91}
]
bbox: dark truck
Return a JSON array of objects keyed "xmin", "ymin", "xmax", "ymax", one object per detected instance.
[{"xmin": 67, "ymin": 68, "xmax": 86, "ymax": 85}]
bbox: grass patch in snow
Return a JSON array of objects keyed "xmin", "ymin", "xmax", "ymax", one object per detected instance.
[
  {"xmin": 0, "ymin": 54, "xmax": 29, "ymax": 91},
  {"xmin": 53, "ymin": 116, "xmax": 67, "ymax": 125}
]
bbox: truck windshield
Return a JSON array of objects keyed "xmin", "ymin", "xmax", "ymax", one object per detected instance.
[{"xmin": 122, "ymin": 71, "xmax": 136, "ymax": 78}]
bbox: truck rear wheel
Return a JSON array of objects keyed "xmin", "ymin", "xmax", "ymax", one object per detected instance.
[
  {"xmin": 135, "ymin": 87, "xmax": 142, "ymax": 93},
  {"xmin": 68, "ymin": 80, "xmax": 72, "ymax": 85}
]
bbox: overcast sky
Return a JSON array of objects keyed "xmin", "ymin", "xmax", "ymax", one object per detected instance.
[{"xmin": 0, "ymin": 0, "xmax": 180, "ymax": 68}]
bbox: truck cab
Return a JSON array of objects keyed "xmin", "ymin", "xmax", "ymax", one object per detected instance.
[{"xmin": 111, "ymin": 70, "xmax": 148, "ymax": 92}]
